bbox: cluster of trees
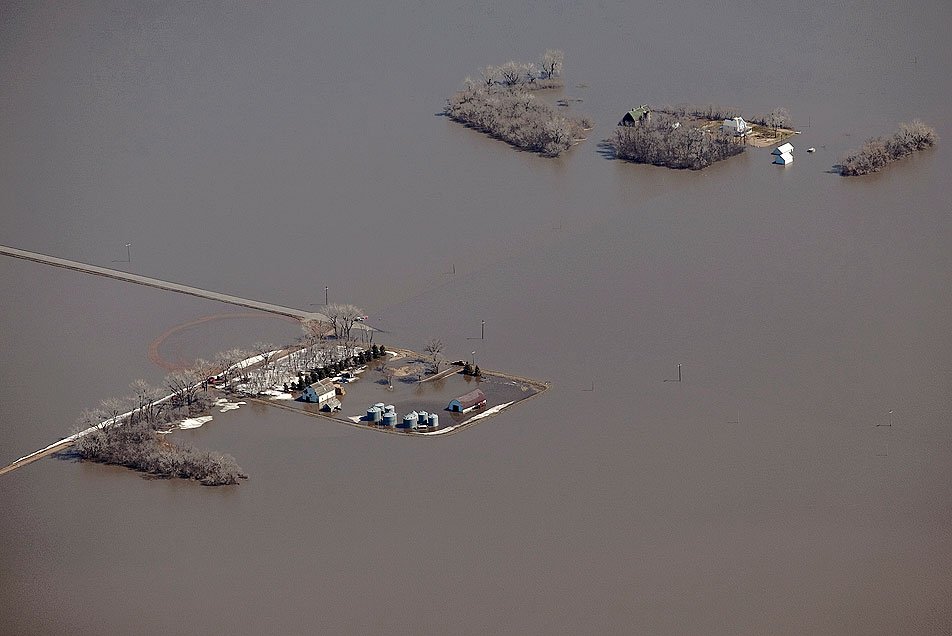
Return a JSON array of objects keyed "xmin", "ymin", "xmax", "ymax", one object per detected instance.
[
  {"xmin": 446, "ymin": 87, "xmax": 591, "ymax": 157},
  {"xmin": 467, "ymin": 50, "xmax": 564, "ymax": 92},
  {"xmin": 446, "ymin": 50, "xmax": 594, "ymax": 157},
  {"xmin": 73, "ymin": 378, "xmax": 245, "ymax": 486},
  {"xmin": 839, "ymin": 120, "xmax": 937, "ymax": 176},
  {"xmin": 287, "ymin": 344, "xmax": 387, "ymax": 390},
  {"xmin": 609, "ymin": 112, "xmax": 745, "ymax": 170}
]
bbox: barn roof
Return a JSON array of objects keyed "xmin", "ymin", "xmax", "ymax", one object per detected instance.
[
  {"xmin": 622, "ymin": 105, "xmax": 650, "ymax": 123},
  {"xmin": 452, "ymin": 388, "xmax": 487, "ymax": 409},
  {"xmin": 307, "ymin": 378, "xmax": 336, "ymax": 393}
]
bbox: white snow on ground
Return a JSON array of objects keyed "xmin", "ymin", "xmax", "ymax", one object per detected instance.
[
  {"xmin": 460, "ymin": 401, "xmax": 514, "ymax": 425},
  {"xmin": 347, "ymin": 416, "xmax": 362, "ymax": 423},
  {"xmin": 215, "ymin": 398, "xmax": 246, "ymax": 412},
  {"xmin": 178, "ymin": 416, "xmax": 213, "ymax": 430},
  {"xmin": 260, "ymin": 389, "xmax": 294, "ymax": 400},
  {"xmin": 418, "ymin": 426, "xmax": 458, "ymax": 436}
]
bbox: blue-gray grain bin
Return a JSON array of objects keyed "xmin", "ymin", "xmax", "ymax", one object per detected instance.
[
  {"xmin": 428, "ymin": 413, "xmax": 439, "ymax": 428},
  {"xmin": 382, "ymin": 412, "xmax": 397, "ymax": 427}
]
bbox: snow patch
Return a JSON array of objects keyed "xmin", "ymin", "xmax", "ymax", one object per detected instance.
[
  {"xmin": 215, "ymin": 398, "xmax": 246, "ymax": 412},
  {"xmin": 178, "ymin": 416, "xmax": 213, "ymax": 430},
  {"xmin": 460, "ymin": 401, "xmax": 514, "ymax": 425}
]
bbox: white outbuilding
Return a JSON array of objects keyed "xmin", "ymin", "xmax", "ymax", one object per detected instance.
[
  {"xmin": 773, "ymin": 152, "xmax": 794, "ymax": 165},
  {"xmin": 772, "ymin": 142, "xmax": 794, "ymax": 155}
]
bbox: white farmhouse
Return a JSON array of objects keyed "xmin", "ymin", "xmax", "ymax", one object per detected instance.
[
  {"xmin": 722, "ymin": 116, "xmax": 750, "ymax": 135},
  {"xmin": 302, "ymin": 378, "xmax": 336, "ymax": 403}
]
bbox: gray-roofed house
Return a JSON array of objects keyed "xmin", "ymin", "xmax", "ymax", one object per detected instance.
[{"xmin": 447, "ymin": 388, "xmax": 487, "ymax": 413}]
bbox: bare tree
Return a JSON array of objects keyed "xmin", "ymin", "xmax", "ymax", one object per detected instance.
[
  {"xmin": 129, "ymin": 379, "xmax": 163, "ymax": 425},
  {"xmin": 540, "ymin": 49, "xmax": 564, "ymax": 78},
  {"xmin": 76, "ymin": 407, "xmax": 107, "ymax": 432},
  {"xmin": 765, "ymin": 107, "xmax": 791, "ymax": 132},
  {"xmin": 499, "ymin": 60, "xmax": 524, "ymax": 86},
  {"xmin": 166, "ymin": 370, "xmax": 199, "ymax": 408},
  {"xmin": 480, "ymin": 65, "xmax": 498, "ymax": 91},
  {"xmin": 191, "ymin": 358, "xmax": 218, "ymax": 392},
  {"xmin": 383, "ymin": 366, "xmax": 395, "ymax": 390},
  {"xmin": 325, "ymin": 303, "xmax": 364, "ymax": 340},
  {"xmin": 424, "ymin": 338, "xmax": 445, "ymax": 373},
  {"xmin": 99, "ymin": 397, "xmax": 129, "ymax": 428}
]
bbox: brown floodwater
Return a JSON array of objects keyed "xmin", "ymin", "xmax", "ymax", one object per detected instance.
[{"xmin": 2, "ymin": 1, "xmax": 951, "ymax": 634}]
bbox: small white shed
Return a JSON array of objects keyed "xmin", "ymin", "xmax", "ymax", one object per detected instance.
[
  {"xmin": 773, "ymin": 152, "xmax": 794, "ymax": 165},
  {"xmin": 772, "ymin": 142, "xmax": 794, "ymax": 155}
]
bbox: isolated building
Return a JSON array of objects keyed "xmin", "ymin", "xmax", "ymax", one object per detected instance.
[
  {"xmin": 772, "ymin": 142, "xmax": 794, "ymax": 155},
  {"xmin": 722, "ymin": 116, "xmax": 750, "ymax": 135},
  {"xmin": 448, "ymin": 388, "xmax": 487, "ymax": 413},
  {"xmin": 302, "ymin": 378, "xmax": 336, "ymax": 403},
  {"xmin": 773, "ymin": 152, "xmax": 794, "ymax": 165},
  {"xmin": 321, "ymin": 397, "xmax": 342, "ymax": 412},
  {"xmin": 619, "ymin": 105, "xmax": 650, "ymax": 126}
]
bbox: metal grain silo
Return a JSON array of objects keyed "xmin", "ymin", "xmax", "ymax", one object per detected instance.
[
  {"xmin": 428, "ymin": 413, "xmax": 439, "ymax": 428},
  {"xmin": 382, "ymin": 412, "xmax": 397, "ymax": 427}
]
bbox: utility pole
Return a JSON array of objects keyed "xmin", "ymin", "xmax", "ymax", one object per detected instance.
[
  {"xmin": 325, "ymin": 286, "xmax": 328, "ymax": 305},
  {"xmin": 126, "ymin": 243, "xmax": 131, "ymax": 263},
  {"xmin": 481, "ymin": 320, "xmax": 485, "ymax": 340}
]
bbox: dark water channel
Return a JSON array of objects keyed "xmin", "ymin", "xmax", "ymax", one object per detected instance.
[{"xmin": 2, "ymin": 2, "xmax": 951, "ymax": 634}]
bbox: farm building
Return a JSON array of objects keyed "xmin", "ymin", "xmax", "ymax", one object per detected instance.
[
  {"xmin": 619, "ymin": 105, "xmax": 650, "ymax": 126},
  {"xmin": 772, "ymin": 142, "xmax": 794, "ymax": 155},
  {"xmin": 773, "ymin": 152, "xmax": 794, "ymax": 165},
  {"xmin": 321, "ymin": 397, "xmax": 342, "ymax": 412},
  {"xmin": 448, "ymin": 388, "xmax": 487, "ymax": 413},
  {"xmin": 302, "ymin": 378, "xmax": 336, "ymax": 403},
  {"xmin": 722, "ymin": 116, "xmax": 750, "ymax": 135}
]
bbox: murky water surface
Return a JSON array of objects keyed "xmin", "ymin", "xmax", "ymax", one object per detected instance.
[{"xmin": 2, "ymin": 2, "xmax": 951, "ymax": 634}]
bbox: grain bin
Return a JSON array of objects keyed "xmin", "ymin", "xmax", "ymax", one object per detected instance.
[
  {"xmin": 417, "ymin": 411, "xmax": 429, "ymax": 426},
  {"xmin": 428, "ymin": 413, "xmax": 439, "ymax": 428},
  {"xmin": 366, "ymin": 406, "xmax": 378, "ymax": 421},
  {"xmin": 382, "ymin": 412, "xmax": 397, "ymax": 427},
  {"xmin": 401, "ymin": 411, "xmax": 419, "ymax": 429}
]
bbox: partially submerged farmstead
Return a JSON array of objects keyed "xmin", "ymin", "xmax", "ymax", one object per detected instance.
[
  {"xmin": 448, "ymin": 388, "xmax": 487, "ymax": 413},
  {"xmin": 302, "ymin": 378, "xmax": 336, "ymax": 404}
]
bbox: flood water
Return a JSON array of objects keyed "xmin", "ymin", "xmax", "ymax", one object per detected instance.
[{"xmin": 2, "ymin": 2, "xmax": 951, "ymax": 634}]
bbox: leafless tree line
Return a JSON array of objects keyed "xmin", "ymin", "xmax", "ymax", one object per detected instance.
[
  {"xmin": 839, "ymin": 120, "xmax": 937, "ymax": 176},
  {"xmin": 466, "ymin": 50, "xmax": 564, "ymax": 93},
  {"xmin": 74, "ymin": 377, "xmax": 244, "ymax": 485},
  {"xmin": 608, "ymin": 112, "xmax": 745, "ymax": 170},
  {"xmin": 654, "ymin": 104, "xmax": 792, "ymax": 129}
]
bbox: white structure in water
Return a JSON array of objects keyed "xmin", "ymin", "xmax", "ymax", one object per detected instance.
[
  {"xmin": 772, "ymin": 142, "xmax": 793, "ymax": 155},
  {"xmin": 722, "ymin": 116, "xmax": 750, "ymax": 135},
  {"xmin": 772, "ymin": 142, "xmax": 794, "ymax": 165}
]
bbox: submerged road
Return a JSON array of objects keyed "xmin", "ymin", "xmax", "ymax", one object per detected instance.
[{"xmin": 1, "ymin": 244, "xmax": 329, "ymax": 323}]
